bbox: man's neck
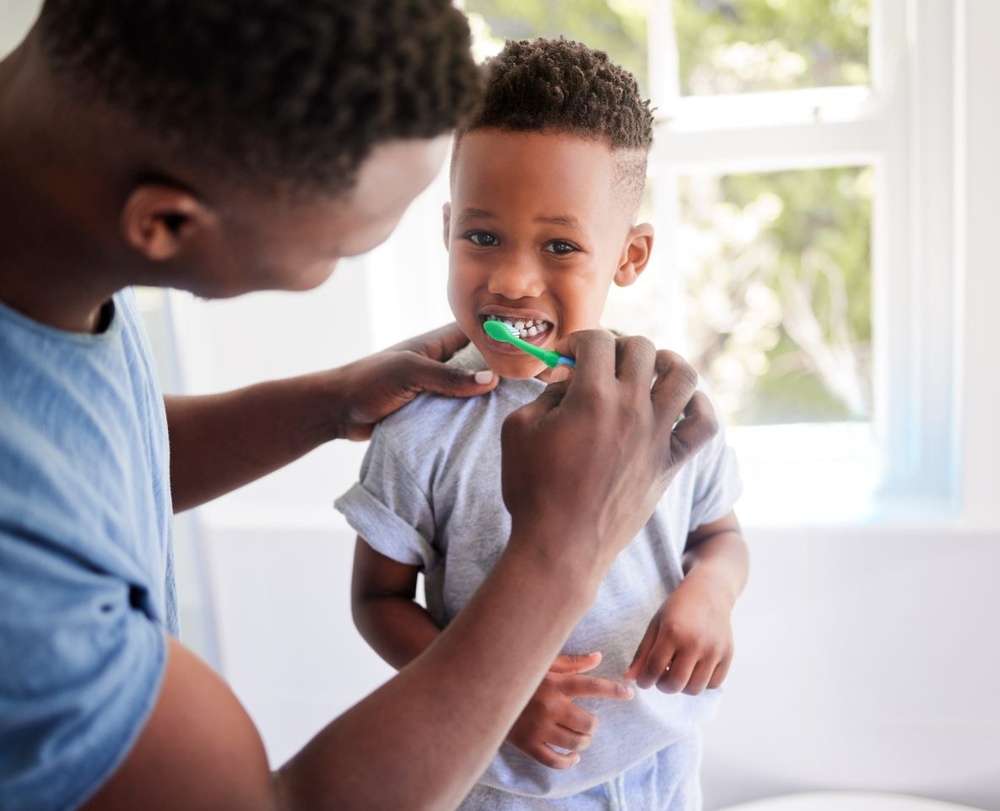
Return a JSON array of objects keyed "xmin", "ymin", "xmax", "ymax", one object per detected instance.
[{"xmin": 0, "ymin": 35, "xmax": 125, "ymax": 334}]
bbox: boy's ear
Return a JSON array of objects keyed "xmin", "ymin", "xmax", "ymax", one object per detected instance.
[
  {"xmin": 441, "ymin": 202, "xmax": 452, "ymax": 251},
  {"xmin": 614, "ymin": 222, "xmax": 655, "ymax": 287},
  {"xmin": 120, "ymin": 184, "xmax": 218, "ymax": 262}
]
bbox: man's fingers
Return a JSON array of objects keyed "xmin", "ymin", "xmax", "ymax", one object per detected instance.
[
  {"xmin": 667, "ymin": 390, "xmax": 718, "ymax": 462},
  {"xmin": 558, "ymin": 329, "xmax": 616, "ymax": 387},
  {"xmin": 649, "ymin": 349, "xmax": 700, "ymax": 421},
  {"xmin": 393, "ymin": 322, "xmax": 469, "ymax": 360},
  {"xmin": 614, "ymin": 334, "xmax": 657, "ymax": 385},
  {"xmin": 403, "ymin": 355, "xmax": 497, "ymax": 398}
]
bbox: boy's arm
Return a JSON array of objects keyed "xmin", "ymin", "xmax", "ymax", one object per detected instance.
[
  {"xmin": 625, "ymin": 512, "xmax": 748, "ymax": 693},
  {"xmin": 166, "ymin": 324, "xmax": 496, "ymax": 513},
  {"xmin": 681, "ymin": 511, "xmax": 749, "ymax": 607},
  {"xmin": 351, "ymin": 538, "xmax": 441, "ymax": 669},
  {"xmin": 351, "ymin": 543, "xmax": 636, "ymax": 772}
]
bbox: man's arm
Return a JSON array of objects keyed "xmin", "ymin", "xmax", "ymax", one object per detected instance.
[
  {"xmin": 86, "ymin": 332, "xmax": 718, "ymax": 811},
  {"xmin": 167, "ymin": 324, "xmax": 497, "ymax": 513}
]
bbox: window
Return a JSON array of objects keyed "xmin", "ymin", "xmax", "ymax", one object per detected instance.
[{"xmin": 464, "ymin": 0, "xmax": 958, "ymax": 523}]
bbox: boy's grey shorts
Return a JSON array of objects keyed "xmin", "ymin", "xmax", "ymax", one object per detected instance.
[{"xmin": 458, "ymin": 734, "xmax": 703, "ymax": 811}]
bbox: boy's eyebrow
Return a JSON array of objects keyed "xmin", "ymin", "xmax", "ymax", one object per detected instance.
[
  {"xmin": 534, "ymin": 214, "xmax": 581, "ymax": 229},
  {"xmin": 456, "ymin": 207, "xmax": 496, "ymax": 225},
  {"xmin": 455, "ymin": 209, "xmax": 583, "ymax": 230}
]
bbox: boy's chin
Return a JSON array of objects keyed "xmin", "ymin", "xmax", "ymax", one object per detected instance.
[
  {"xmin": 498, "ymin": 361, "xmax": 568, "ymax": 382},
  {"xmin": 486, "ymin": 355, "xmax": 547, "ymax": 381}
]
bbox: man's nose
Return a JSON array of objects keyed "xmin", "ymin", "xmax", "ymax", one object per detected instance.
[{"xmin": 487, "ymin": 254, "xmax": 544, "ymax": 300}]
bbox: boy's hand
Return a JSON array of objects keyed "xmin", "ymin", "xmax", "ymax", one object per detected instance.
[
  {"xmin": 505, "ymin": 652, "xmax": 633, "ymax": 770},
  {"xmin": 329, "ymin": 323, "xmax": 497, "ymax": 441},
  {"xmin": 623, "ymin": 574, "xmax": 735, "ymax": 695}
]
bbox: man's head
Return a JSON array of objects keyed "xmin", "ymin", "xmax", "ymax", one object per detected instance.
[
  {"xmin": 37, "ymin": 0, "xmax": 481, "ymax": 198},
  {"xmin": 16, "ymin": 0, "xmax": 482, "ymax": 299},
  {"xmin": 444, "ymin": 37, "xmax": 655, "ymax": 380}
]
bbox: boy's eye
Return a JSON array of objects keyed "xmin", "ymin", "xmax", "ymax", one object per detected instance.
[
  {"xmin": 465, "ymin": 231, "xmax": 498, "ymax": 247},
  {"xmin": 544, "ymin": 240, "xmax": 578, "ymax": 255}
]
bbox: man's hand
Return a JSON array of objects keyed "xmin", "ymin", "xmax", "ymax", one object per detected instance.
[
  {"xmin": 500, "ymin": 331, "xmax": 718, "ymax": 587},
  {"xmin": 505, "ymin": 652, "xmax": 632, "ymax": 770},
  {"xmin": 329, "ymin": 323, "xmax": 497, "ymax": 441}
]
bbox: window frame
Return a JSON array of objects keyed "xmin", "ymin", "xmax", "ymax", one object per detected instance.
[{"xmin": 646, "ymin": 0, "xmax": 959, "ymax": 520}]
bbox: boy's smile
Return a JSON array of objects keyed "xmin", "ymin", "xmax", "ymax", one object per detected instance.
[{"xmin": 445, "ymin": 129, "xmax": 652, "ymax": 380}]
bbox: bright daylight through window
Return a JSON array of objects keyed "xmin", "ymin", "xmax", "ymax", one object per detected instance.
[{"xmin": 463, "ymin": 0, "xmax": 955, "ymax": 524}]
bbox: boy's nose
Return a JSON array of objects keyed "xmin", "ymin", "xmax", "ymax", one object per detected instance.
[{"xmin": 487, "ymin": 257, "xmax": 545, "ymax": 300}]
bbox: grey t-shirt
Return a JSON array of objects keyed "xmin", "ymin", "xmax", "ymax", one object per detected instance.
[{"xmin": 336, "ymin": 345, "xmax": 742, "ymax": 799}]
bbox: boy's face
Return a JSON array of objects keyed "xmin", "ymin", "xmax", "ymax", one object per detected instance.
[{"xmin": 445, "ymin": 129, "xmax": 649, "ymax": 379}]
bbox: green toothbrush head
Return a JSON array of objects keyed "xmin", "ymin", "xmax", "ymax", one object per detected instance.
[{"xmin": 482, "ymin": 319, "xmax": 575, "ymax": 369}]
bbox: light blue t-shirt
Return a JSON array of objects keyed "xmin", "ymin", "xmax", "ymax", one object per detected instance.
[{"xmin": 0, "ymin": 290, "xmax": 175, "ymax": 810}]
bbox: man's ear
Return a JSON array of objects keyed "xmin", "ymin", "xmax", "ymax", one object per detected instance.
[
  {"xmin": 442, "ymin": 202, "xmax": 452, "ymax": 252},
  {"xmin": 120, "ymin": 184, "xmax": 217, "ymax": 262},
  {"xmin": 614, "ymin": 222, "xmax": 655, "ymax": 288}
]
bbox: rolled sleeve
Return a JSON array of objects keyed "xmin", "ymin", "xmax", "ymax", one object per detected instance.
[
  {"xmin": 335, "ymin": 481, "xmax": 438, "ymax": 570},
  {"xmin": 689, "ymin": 428, "xmax": 744, "ymax": 530}
]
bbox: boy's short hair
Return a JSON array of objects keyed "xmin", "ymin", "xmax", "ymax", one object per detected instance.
[
  {"xmin": 37, "ymin": 0, "xmax": 483, "ymax": 197},
  {"xmin": 456, "ymin": 37, "xmax": 654, "ymax": 213}
]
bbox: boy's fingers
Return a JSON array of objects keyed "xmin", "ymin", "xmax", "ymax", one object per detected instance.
[
  {"xmin": 546, "ymin": 724, "xmax": 594, "ymax": 753},
  {"xmin": 658, "ymin": 650, "xmax": 697, "ymax": 694},
  {"xmin": 565, "ymin": 675, "xmax": 634, "ymax": 701},
  {"xmin": 549, "ymin": 651, "xmax": 602, "ymax": 675},
  {"xmin": 707, "ymin": 656, "xmax": 732, "ymax": 690},
  {"xmin": 634, "ymin": 640, "xmax": 676, "ymax": 690},
  {"xmin": 558, "ymin": 706, "xmax": 600, "ymax": 737},
  {"xmin": 680, "ymin": 660, "xmax": 715, "ymax": 696},
  {"xmin": 529, "ymin": 746, "xmax": 581, "ymax": 771},
  {"xmin": 624, "ymin": 627, "xmax": 658, "ymax": 681}
]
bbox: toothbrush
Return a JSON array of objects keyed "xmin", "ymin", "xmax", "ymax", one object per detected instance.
[{"xmin": 483, "ymin": 319, "xmax": 576, "ymax": 368}]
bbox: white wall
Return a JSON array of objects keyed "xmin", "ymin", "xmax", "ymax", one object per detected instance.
[{"xmin": 4, "ymin": 0, "xmax": 999, "ymax": 807}]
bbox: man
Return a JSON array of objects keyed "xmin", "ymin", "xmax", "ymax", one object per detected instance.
[{"xmin": 0, "ymin": 2, "xmax": 717, "ymax": 809}]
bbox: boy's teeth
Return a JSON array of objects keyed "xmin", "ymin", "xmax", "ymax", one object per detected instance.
[{"xmin": 487, "ymin": 315, "xmax": 551, "ymax": 340}]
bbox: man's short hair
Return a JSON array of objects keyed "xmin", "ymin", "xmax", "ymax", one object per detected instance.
[
  {"xmin": 456, "ymin": 37, "xmax": 654, "ymax": 212},
  {"xmin": 38, "ymin": 0, "xmax": 483, "ymax": 197}
]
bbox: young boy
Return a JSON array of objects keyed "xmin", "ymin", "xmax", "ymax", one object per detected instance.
[{"xmin": 336, "ymin": 38, "xmax": 748, "ymax": 809}]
